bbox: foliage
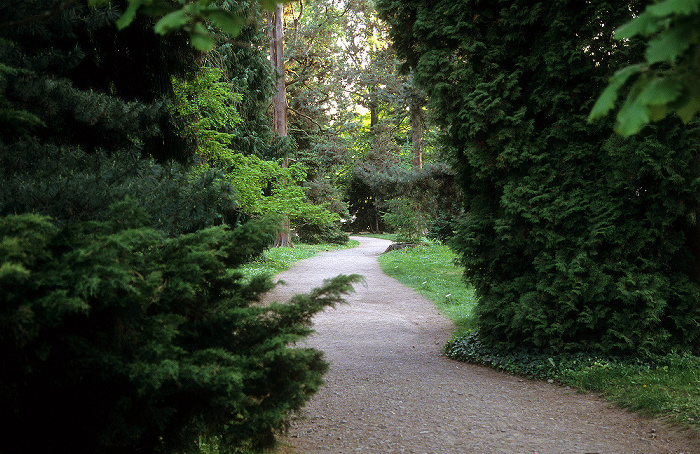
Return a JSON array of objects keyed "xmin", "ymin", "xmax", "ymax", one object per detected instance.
[
  {"xmin": 378, "ymin": 0, "xmax": 700, "ymax": 355},
  {"xmin": 349, "ymin": 159, "xmax": 461, "ymax": 234},
  {"xmin": 171, "ymin": 65, "xmax": 340, "ymax": 232},
  {"xmin": 171, "ymin": 66, "xmax": 243, "ymax": 161},
  {"xmin": 0, "ymin": 0, "xmax": 198, "ymax": 162},
  {"xmin": 446, "ymin": 332, "xmax": 700, "ymax": 427},
  {"xmin": 589, "ymin": 0, "xmax": 700, "ymax": 136},
  {"xmin": 382, "ymin": 196, "xmax": 428, "ymax": 243},
  {"xmin": 0, "ymin": 140, "xmax": 238, "ymax": 235},
  {"xmin": 294, "ymin": 223, "xmax": 350, "ymax": 245},
  {"xmin": 426, "ymin": 213, "xmax": 461, "ymax": 244},
  {"xmin": 377, "ymin": 241, "xmax": 476, "ymax": 336},
  {"xmin": 204, "ymin": 10, "xmax": 275, "ymax": 159},
  {"xmin": 0, "ymin": 201, "xmax": 362, "ymax": 453},
  {"xmin": 0, "ymin": 55, "xmax": 44, "ymax": 140},
  {"xmin": 89, "ymin": 0, "xmax": 294, "ymax": 51}
]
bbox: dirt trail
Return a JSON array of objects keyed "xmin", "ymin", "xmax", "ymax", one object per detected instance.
[{"xmin": 263, "ymin": 236, "xmax": 700, "ymax": 454}]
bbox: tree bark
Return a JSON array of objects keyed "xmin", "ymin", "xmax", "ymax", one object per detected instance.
[
  {"xmin": 269, "ymin": 3, "xmax": 293, "ymax": 247},
  {"xmin": 410, "ymin": 99, "xmax": 423, "ymax": 169},
  {"xmin": 269, "ymin": 3, "xmax": 288, "ymax": 139}
]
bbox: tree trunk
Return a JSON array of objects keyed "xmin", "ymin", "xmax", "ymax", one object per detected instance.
[
  {"xmin": 410, "ymin": 99, "xmax": 423, "ymax": 169},
  {"xmin": 269, "ymin": 3, "xmax": 288, "ymax": 139},
  {"xmin": 269, "ymin": 3, "xmax": 293, "ymax": 247}
]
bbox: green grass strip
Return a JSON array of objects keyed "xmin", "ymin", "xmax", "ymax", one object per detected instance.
[
  {"xmin": 239, "ymin": 240, "xmax": 359, "ymax": 281},
  {"xmin": 376, "ymin": 238, "xmax": 477, "ymax": 337}
]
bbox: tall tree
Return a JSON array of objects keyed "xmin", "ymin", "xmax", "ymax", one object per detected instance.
[
  {"xmin": 268, "ymin": 3, "xmax": 294, "ymax": 247},
  {"xmin": 269, "ymin": 3, "xmax": 289, "ymax": 140}
]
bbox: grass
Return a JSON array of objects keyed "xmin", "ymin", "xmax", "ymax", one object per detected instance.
[
  {"xmin": 238, "ymin": 239, "xmax": 359, "ymax": 281},
  {"xmin": 375, "ymin": 236, "xmax": 477, "ymax": 337},
  {"xmin": 371, "ymin": 234, "xmax": 700, "ymax": 431},
  {"xmin": 565, "ymin": 354, "xmax": 700, "ymax": 427}
]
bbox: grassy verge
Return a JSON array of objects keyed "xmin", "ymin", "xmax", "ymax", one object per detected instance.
[
  {"xmin": 374, "ymin": 235, "xmax": 700, "ymax": 429},
  {"xmin": 447, "ymin": 332, "xmax": 700, "ymax": 427},
  {"xmin": 239, "ymin": 239, "xmax": 359, "ymax": 281},
  {"xmin": 376, "ymin": 238, "xmax": 477, "ymax": 337}
]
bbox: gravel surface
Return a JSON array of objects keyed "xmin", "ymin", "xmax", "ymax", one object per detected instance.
[{"xmin": 263, "ymin": 236, "xmax": 700, "ymax": 454}]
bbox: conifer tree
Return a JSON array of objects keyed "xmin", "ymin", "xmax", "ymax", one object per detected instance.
[
  {"xmin": 0, "ymin": 3, "xmax": 362, "ymax": 453},
  {"xmin": 378, "ymin": 0, "xmax": 700, "ymax": 355}
]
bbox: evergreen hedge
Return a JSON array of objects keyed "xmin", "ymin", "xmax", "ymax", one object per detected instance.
[{"xmin": 378, "ymin": 0, "xmax": 700, "ymax": 355}]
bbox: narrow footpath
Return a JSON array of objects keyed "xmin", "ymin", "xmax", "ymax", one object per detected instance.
[{"xmin": 263, "ymin": 236, "xmax": 700, "ymax": 454}]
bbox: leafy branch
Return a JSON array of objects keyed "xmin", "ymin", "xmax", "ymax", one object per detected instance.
[
  {"xmin": 87, "ymin": 0, "xmax": 294, "ymax": 51},
  {"xmin": 589, "ymin": 0, "xmax": 700, "ymax": 136}
]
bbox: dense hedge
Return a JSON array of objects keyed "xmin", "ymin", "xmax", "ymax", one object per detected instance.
[
  {"xmin": 378, "ymin": 0, "xmax": 700, "ymax": 355},
  {"xmin": 0, "ymin": 201, "xmax": 360, "ymax": 453}
]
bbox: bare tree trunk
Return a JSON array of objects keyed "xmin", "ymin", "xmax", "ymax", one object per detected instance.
[
  {"xmin": 410, "ymin": 100, "xmax": 423, "ymax": 169},
  {"xmin": 269, "ymin": 3, "xmax": 293, "ymax": 247},
  {"xmin": 269, "ymin": 3, "xmax": 287, "ymax": 139}
]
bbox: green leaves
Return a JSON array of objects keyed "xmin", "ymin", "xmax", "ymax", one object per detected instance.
[
  {"xmin": 590, "ymin": 0, "xmax": 700, "ymax": 135},
  {"xmin": 205, "ymin": 9, "xmax": 247, "ymax": 37},
  {"xmin": 0, "ymin": 201, "xmax": 359, "ymax": 452},
  {"xmin": 589, "ymin": 64, "xmax": 645, "ymax": 121},
  {"xmin": 645, "ymin": 22, "xmax": 695, "ymax": 64},
  {"xmin": 109, "ymin": 0, "xmax": 295, "ymax": 52}
]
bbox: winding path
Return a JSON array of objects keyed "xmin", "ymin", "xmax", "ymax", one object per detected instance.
[{"xmin": 264, "ymin": 236, "xmax": 700, "ymax": 453}]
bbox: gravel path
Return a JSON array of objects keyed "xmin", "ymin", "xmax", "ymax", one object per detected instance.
[{"xmin": 263, "ymin": 236, "xmax": 700, "ymax": 453}]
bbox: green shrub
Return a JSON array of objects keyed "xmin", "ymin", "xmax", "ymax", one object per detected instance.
[
  {"xmin": 426, "ymin": 213, "xmax": 460, "ymax": 244},
  {"xmin": 0, "ymin": 140, "xmax": 239, "ymax": 235},
  {"xmin": 378, "ymin": 0, "xmax": 700, "ymax": 355},
  {"xmin": 294, "ymin": 223, "xmax": 350, "ymax": 245},
  {"xmin": 382, "ymin": 197, "xmax": 428, "ymax": 243},
  {"xmin": 0, "ymin": 201, "xmax": 361, "ymax": 454}
]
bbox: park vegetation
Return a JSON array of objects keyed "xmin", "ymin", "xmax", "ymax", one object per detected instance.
[
  {"xmin": 3, "ymin": 0, "xmax": 700, "ymax": 451},
  {"xmin": 378, "ymin": 0, "xmax": 700, "ymax": 357}
]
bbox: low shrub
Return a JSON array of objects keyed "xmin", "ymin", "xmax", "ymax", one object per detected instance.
[
  {"xmin": 0, "ymin": 200, "xmax": 361, "ymax": 454},
  {"xmin": 294, "ymin": 222, "xmax": 349, "ymax": 245}
]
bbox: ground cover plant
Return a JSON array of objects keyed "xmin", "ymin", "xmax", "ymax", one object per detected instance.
[{"xmin": 446, "ymin": 333, "xmax": 700, "ymax": 428}]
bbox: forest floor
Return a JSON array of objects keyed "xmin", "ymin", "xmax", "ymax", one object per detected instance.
[{"xmin": 263, "ymin": 236, "xmax": 700, "ymax": 454}]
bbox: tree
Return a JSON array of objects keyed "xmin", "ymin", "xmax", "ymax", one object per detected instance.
[
  {"xmin": 269, "ymin": 3, "xmax": 289, "ymax": 140},
  {"xmin": 378, "ymin": 0, "xmax": 700, "ymax": 355},
  {"xmin": 0, "ymin": 204, "xmax": 361, "ymax": 453}
]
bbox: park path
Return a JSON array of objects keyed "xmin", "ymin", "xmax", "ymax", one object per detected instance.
[{"xmin": 263, "ymin": 236, "xmax": 700, "ymax": 454}]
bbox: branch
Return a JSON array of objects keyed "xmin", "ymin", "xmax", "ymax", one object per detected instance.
[
  {"xmin": 0, "ymin": 0, "xmax": 78, "ymax": 29},
  {"xmin": 287, "ymin": 105, "xmax": 327, "ymax": 131}
]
